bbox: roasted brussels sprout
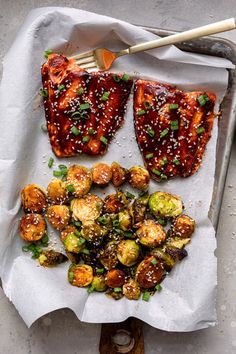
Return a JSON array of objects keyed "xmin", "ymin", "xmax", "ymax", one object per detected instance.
[
  {"xmin": 149, "ymin": 191, "xmax": 183, "ymax": 218},
  {"xmin": 21, "ymin": 184, "xmax": 47, "ymax": 213},
  {"xmin": 166, "ymin": 238, "xmax": 190, "ymax": 249},
  {"xmin": 68, "ymin": 264, "xmax": 93, "ymax": 287},
  {"xmin": 91, "ymin": 275, "xmax": 107, "ymax": 292},
  {"xmin": 64, "ymin": 233, "xmax": 85, "ymax": 253},
  {"xmin": 111, "ymin": 162, "xmax": 128, "ymax": 187},
  {"xmin": 91, "ymin": 162, "xmax": 112, "ymax": 186},
  {"xmin": 99, "ymin": 241, "xmax": 119, "ymax": 270},
  {"xmin": 118, "ymin": 209, "xmax": 132, "ymax": 231},
  {"xmin": 66, "ymin": 165, "xmax": 92, "ymax": 197},
  {"xmin": 103, "ymin": 192, "xmax": 128, "ymax": 214},
  {"xmin": 151, "ymin": 248, "xmax": 175, "ymax": 272},
  {"xmin": 123, "ymin": 279, "xmax": 141, "ymax": 300},
  {"xmin": 128, "ymin": 166, "xmax": 150, "ymax": 190},
  {"xmin": 171, "ymin": 214, "xmax": 195, "ymax": 238},
  {"xmin": 19, "ymin": 213, "xmax": 46, "ymax": 242},
  {"xmin": 136, "ymin": 256, "xmax": 165, "ymax": 289},
  {"xmin": 105, "ymin": 269, "xmax": 126, "ymax": 288},
  {"xmin": 47, "ymin": 178, "xmax": 68, "ymax": 204},
  {"xmin": 38, "ymin": 250, "xmax": 67, "ymax": 267},
  {"xmin": 132, "ymin": 193, "xmax": 149, "ymax": 225},
  {"xmin": 117, "ymin": 240, "xmax": 140, "ymax": 267},
  {"xmin": 71, "ymin": 194, "xmax": 103, "ymax": 223},
  {"xmin": 46, "ymin": 205, "xmax": 70, "ymax": 230},
  {"xmin": 60, "ymin": 225, "xmax": 77, "ymax": 242},
  {"xmin": 81, "ymin": 221, "xmax": 108, "ymax": 243},
  {"xmin": 136, "ymin": 219, "xmax": 166, "ymax": 248},
  {"xmin": 165, "ymin": 246, "xmax": 188, "ymax": 261}
]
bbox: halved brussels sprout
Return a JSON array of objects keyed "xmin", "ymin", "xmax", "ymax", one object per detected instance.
[
  {"xmin": 21, "ymin": 184, "xmax": 47, "ymax": 213},
  {"xmin": 128, "ymin": 166, "xmax": 150, "ymax": 190},
  {"xmin": 111, "ymin": 162, "xmax": 128, "ymax": 187},
  {"xmin": 135, "ymin": 256, "xmax": 164, "ymax": 289},
  {"xmin": 103, "ymin": 192, "xmax": 128, "ymax": 214},
  {"xmin": 118, "ymin": 209, "xmax": 132, "ymax": 231},
  {"xmin": 81, "ymin": 221, "xmax": 108, "ymax": 243},
  {"xmin": 68, "ymin": 264, "xmax": 93, "ymax": 287},
  {"xmin": 66, "ymin": 164, "xmax": 92, "ymax": 197},
  {"xmin": 47, "ymin": 178, "xmax": 68, "ymax": 204},
  {"xmin": 46, "ymin": 205, "xmax": 70, "ymax": 230},
  {"xmin": 132, "ymin": 193, "xmax": 149, "ymax": 225},
  {"xmin": 91, "ymin": 275, "xmax": 107, "ymax": 292},
  {"xmin": 91, "ymin": 162, "xmax": 112, "ymax": 186},
  {"xmin": 166, "ymin": 238, "xmax": 190, "ymax": 249},
  {"xmin": 123, "ymin": 279, "xmax": 141, "ymax": 300},
  {"xmin": 71, "ymin": 194, "xmax": 103, "ymax": 223},
  {"xmin": 19, "ymin": 213, "xmax": 46, "ymax": 242},
  {"xmin": 117, "ymin": 240, "xmax": 140, "ymax": 267},
  {"xmin": 105, "ymin": 269, "xmax": 125, "ymax": 288},
  {"xmin": 60, "ymin": 225, "xmax": 77, "ymax": 242},
  {"xmin": 171, "ymin": 214, "xmax": 195, "ymax": 238},
  {"xmin": 150, "ymin": 248, "xmax": 175, "ymax": 272},
  {"xmin": 149, "ymin": 191, "xmax": 183, "ymax": 218},
  {"xmin": 64, "ymin": 233, "xmax": 85, "ymax": 253},
  {"xmin": 99, "ymin": 241, "xmax": 118, "ymax": 270},
  {"xmin": 38, "ymin": 250, "xmax": 67, "ymax": 267},
  {"xmin": 136, "ymin": 219, "xmax": 166, "ymax": 248}
]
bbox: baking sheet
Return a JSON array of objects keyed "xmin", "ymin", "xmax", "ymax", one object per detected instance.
[{"xmin": 0, "ymin": 7, "xmax": 233, "ymax": 331}]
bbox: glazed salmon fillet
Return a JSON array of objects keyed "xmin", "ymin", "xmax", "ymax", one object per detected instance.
[
  {"xmin": 41, "ymin": 54, "xmax": 133, "ymax": 157},
  {"xmin": 133, "ymin": 79, "xmax": 216, "ymax": 181}
]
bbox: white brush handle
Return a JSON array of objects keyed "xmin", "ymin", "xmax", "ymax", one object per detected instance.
[{"xmin": 119, "ymin": 18, "xmax": 236, "ymax": 55}]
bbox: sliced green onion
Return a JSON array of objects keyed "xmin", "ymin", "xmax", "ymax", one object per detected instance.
[
  {"xmin": 22, "ymin": 245, "xmax": 29, "ymax": 252},
  {"xmin": 82, "ymin": 136, "xmax": 90, "ymax": 143},
  {"xmin": 80, "ymin": 103, "xmax": 90, "ymax": 110},
  {"xmin": 96, "ymin": 268, "xmax": 105, "ymax": 274},
  {"xmin": 97, "ymin": 216, "xmax": 109, "ymax": 225},
  {"xmin": 66, "ymin": 184, "xmax": 75, "ymax": 193},
  {"xmin": 155, "ymin": 284, "xmax": 162, "ymax": 292},
  {"xmin": 87, "ymin": 286, "xmax": 94, "ymax": 294},
  {"xmin": 80, "ymin": 112, "xmax": 90, "ymax": 120},
  {"xmin": 41, "ymin": 123, "xmax": 48, "ymax": 132},
  {"xmin": 145, "ymin": 153, "xmax": 154, "ymax": 160},
  {"xmin": 71, "ymin": 126, "xmax": 81, "ymax": 136},
  {"xmin": 152, "ymin": 168, "xmax": 161, "ymax": 176},
  {"xmin": 53, "ymin": 170, "xmax": 62, "ymax": 177},
  {"xmin": 113, "ymin": 74, "xmax": 121, "ymax": 82},
  {"xmin": 112, "ymin": 219, "xmax": 120, "ymax": 227},
  {"xmin": 144, "ymin": 101, "xmax": 152, "ymax": 109},
  {"xmin": 197, "ymin": 94, "xmax": 209, "ymax": 106},
  {"xmin": 88, "ymin": 128, "xmax": 95, "ymax": 135},
  {"xmin": 121, "ymin": 73, "xmax": 129, "ymax": 82},
  {"xmin": 82, "ymin": 248, "xmax": 90, "ymax": 255},
  {"xmin": 169, "ymin": 103, "xmax": 179, "ymax": 109},
  {"xmin": 160, "ymin": 174, "xmax": 168, "ymax": 181},
  {"xmin": 69, "ymin": 271, "xmax": 74, "ymax": 282},
  {"xmin": 71, "ymin": 111, "xmax": 81, "ymax": 120},
  {"xmin": 44, "ymin": 49, "xmax": 52, "ymax": 58},
  {"xmin": 156, "ymin": 217, "xmax": 167, "ymax": 226},
  {"xmin": 170, "ymin": 120, "xmax": 179, "ymax": 131},
  {"xmin": 147, "ymin": 128, "xmax": 155, "ymax": 137},
  {"xmin": 173, "ymin": 158, "xmax": 180, "ymax": 165},
  {"xmin": 100, "ymin": 136, "xmax": 108, "ymax": 145},
  {"xmin": 114, "ymin": 228, "xmax": 123, "ymax": 235},
  {"xmin": 48, "ymin": 157, "xmax": 54, "ymax": 168},
  {"xmin": 41, "ymin": 234, "xmax": 49, "ymax": 246},
  {"xmin": 77, "ymin": 87, "xmax": 84, "ymax": 95},
  {"xmin": 124, "ymin": 231, "xmax": 134, "ymax": 238},
  {"xmin": 58, "ymin": 164, "xmax": 67, "ymax": 170},
  {"xmin": 196, "ymin": 127, "xmax": 205, "ymax": 134},
  {"xmin": 114, "ymin": 287, "xmax": 122, "ymax": 292},
  {"xmin": 137, "ymin": 109, "xmax": 146, "ymax": 116},
  {"xmin": 73, "ymin": 220, "xmax": 82, "ymax": 228},
  {"xmin": 160, "ymin": 157, "xmax": 168, "ymax": 165},
  {"xmin": 58, "ymin": 84, "xmax": 65, "ymax": 91},
  {"xmin": 160, "ymin": 129, "xmax": 169, "ymax": 138},
  {"xmin": 142, "ymin": 291, "xmax": 150, "ymax": 302},
  {"xmin": 126, "ymin": 191, "xmax": 135, "ymax": 199},
  {"xmin": 40, "ymin": 88, "xmax": 48, "ymax": 97},
  {"xmin": 77, "ymin": 238, "xmax": 86, "ymax": 246},
  {"xmin": 151, "ymin": 258, "xmax": 158, "ymax": 265},
  {"xmin": 100, "ymin": 91, "xmax": 110, "ymax": 101}
]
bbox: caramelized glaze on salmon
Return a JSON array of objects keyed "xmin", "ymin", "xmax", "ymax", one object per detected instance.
[
  {"xmin": 133, "ymin": 79, "xmax": 216, "ymax": 180},
  {"xmin": 41, "ymin": 54, "xmax": 133, "ymax": 157}
]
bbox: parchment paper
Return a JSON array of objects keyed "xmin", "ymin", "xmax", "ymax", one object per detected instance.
[{"xmin": 0, "ymin": 7, "xmax": 232, "ymax": 331}]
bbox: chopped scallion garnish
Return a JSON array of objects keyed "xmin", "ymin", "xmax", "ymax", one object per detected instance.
[
  {"xmin": 80, "ymin": 103, "xmax": 90, "ymax": 110},
  {"xmin": 147, "ymin": 128, "xmax": 155, "ymax": 137},
  {"xmin": 121, "ymin": 73, "xmax": 129, "ymax": 82},
  {"xmin": 160, "ymin": 174, "xmax": 168, "ymax": 181},
  {"xmin": 53, "ymin": 170, "xmax": 62, "ymax": 177},
  {"xmin": 173, "ymin": 158, "xmax": 180, "ymax": 165},
  {"xmin": 144, "ymin": 101, "xmax": 152, "ymax": 109},
  {"xmin": 66, "ymin": 184, "xmax": 75, "ymax": 193},
  {"xmin": 82, "ymin": 248, "xmax": 90, "ymax": 255},
  {"xmin": 70, "ymin": 126, "xmax": 81, "ymax": 136},
  {"xmin": 112, "ymin": 219, "xmax": 120, "ymax": 227},
  {"xmin": 170, "ymin": 120, "xmax": 179, "ymax": 131},
  {"xmin": 88, "ymin": 128, "xmax": 95, "ymax": 135},
  {"xmin": 44, "ymin": 49, "xmax": 52, "ymax": 58},
  {"xmin": 48, "ymin": 157, "xmax": 54, "ymax": 168},
  {"xmin": 196, "ymin": 127, "xmax": 205, "ymax": 134},
  {"xmin": 161, "ymin": 157, "xmax": 168, "ymax": 165},
  {"xmin": 156, "ymin": 217, "xmax": 167, "ymax": 226},
  {"xmin": 69, "ymin": 271, "xmax": 74, "ymax": 282},
  {"xmin": 197, "ymin": 94, "xmax": 210, "ymax": 106},
  {"xmin": 77, "ymin": 87, "xmax": 84, "ymax": 95},
  {"xmin": 100, "ymin": 136, "xmax": 108, "ymax": 145},
  {"xmin": 155, "ymin": 284, "xmax": 162, "ymax": 292},
  {"xmin": 96, "ymin": 268, "xmax": 105, "ymax": 274},
  {"xmin": 137, "ymin": 109, "xmax": 146, "ymax": 116},
  {"xmin": 100, "ymin": 91, "xmax": 110, "ymax": 101},
  {"xmin": 126, "ymin": 191, "xmax": 135, "ymax": 199},
  {"xmin": 58, "ymin": 84, "xmax": 65, "ymax": 91},
  {"xmin": 82, "ymin": 136, "xmax": 90, "ymax": 143},
  {"xmin": 142, "ymin": 291, "xmax": 150, "ymax": 302},
  {"xmin": 160, "ymin": 129, "xmax": 169, "ymax": 138},
  {"xmin": 146, "ymin": 153, "xmax": 154, "ymax": 160},
  {"xmin": 40, "ymin": 88, "xmax": 48, "ymax": 97},
  {"xmin": 41, "ymin": 123, "xmax": 48, "ymax": 132},
  {"xmin": 152, "ymin": 168, "xmax": 161, "ymax": 176},
  {"xmin": 114, "ymin": 287, "xmax": 122, "ymax": 292},
  {"xmin": 77, "ymin": 238, "xmax": 86, "ymax": 246},
  {"xmin": 169, "ymin": 103, "xmax": 179, "ymax": 109},
  {"xmin": 112, "ymin": 74, "xmax": 121, "ymax": 82},
  {"xmin": 87, "ymin": 286, "xmax": 94, "ymax": 294},
  {"xmin": 151, "ymin": 258, "xmax": 158, "ymax": 265}
]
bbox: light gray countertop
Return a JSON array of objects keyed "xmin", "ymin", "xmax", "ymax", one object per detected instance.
[{"xmin": 0, "ymin": 1, "xmax": 236, "ymax": 353}]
